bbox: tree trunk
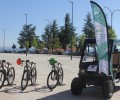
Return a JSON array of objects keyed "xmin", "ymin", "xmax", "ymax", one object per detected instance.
[
  {"xmin": 62, "ymin": 41, "xmax": 66, "ymax": 50},
  {"xmin": 26, "ymin": 48, "xmax": 28, "ymax": 56}
]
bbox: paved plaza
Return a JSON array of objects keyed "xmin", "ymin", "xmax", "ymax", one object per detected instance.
[{"xmin": 0, "ymin": 53, "xmax": 120, "ymax": 100}]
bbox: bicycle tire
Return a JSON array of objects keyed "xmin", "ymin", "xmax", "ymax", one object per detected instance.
[
  {"xmin": 47, "ymin": 70, "xmax": 59, "ymax": 90},
  {"xmin": 0, "ymin": 70, "xmax": 5, "ymax": 89},
  {"xmin": 21, "ymin": 70, "xmax": 28, "ymax": 91},
  {"xmin": 7, "ymin": 67, "xmax": 15, "ymax": 85},
  {"xmin": 58, "ymin": 67, "xmax": 64, "ymax": 85},
  {"xmin": 31, "ymin": 67, "xmax": 37, "ymax": 85}
]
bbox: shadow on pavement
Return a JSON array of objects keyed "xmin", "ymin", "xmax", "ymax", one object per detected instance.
[
  {"xmin": 0, "ymin": 83, "xmax": 66, "ymax": 93},
  {"xmin": 0, "ymin": 85, "xmax": 21, "ymax": 93},
  {"xmin": 36, "ymin": 86, "xmax": 105, "ymax": 100},
  {"xmin": 22, "ymin": 86, "xmax": 51, "ymax": 93},
  {"xmin": 115, "ymin": 85, "xmax": 120, "ymax": 92},
  {"xmin": 0, "ymin": 85, "xmax": 51, "ymax": 94}
]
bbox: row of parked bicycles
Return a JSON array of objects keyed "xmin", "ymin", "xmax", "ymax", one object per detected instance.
[{"xmin": 0, "ymin": 58, "xmax": 63, "ymax": 91}]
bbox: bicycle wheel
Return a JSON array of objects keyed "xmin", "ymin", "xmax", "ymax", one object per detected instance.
[
  {"xmin": 47, "ymin": 70, "xmax": 59, "ymax": 90},
  {"xmin": 31, "ymin": 67, "xmax": 37, "ymax": 85},
  {"xmin": 7, "ymin": 67, "xmax": 15, "ymax": 85},
  {"xmin": 21, "ymin": 70, "xmax": 28, "ymax": 91},
  {"xmin": 0, "ymin": 70, "xmax": 5, "ymax": 89},
  {"xmin": 58, "ymin": 67, "xmax": 64, "ymax": 85}
]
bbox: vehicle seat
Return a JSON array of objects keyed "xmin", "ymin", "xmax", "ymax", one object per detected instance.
[{"xmin": 113, "ymin": 50, "xmax": 120, "ymax": 69}]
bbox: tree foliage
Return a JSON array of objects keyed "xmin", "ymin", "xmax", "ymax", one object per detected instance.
[
  {"xmin": 59, "ymin": 13, "xmax": 76, "ymax": 50},
  {"xmin": 12, "ymin": 44, "xmax": 16, "ymax": 51},
  {"xmin": 17, "ymin": 12, "xmax": 117, "ymax": 55},
  {"xmin": 18, "ymin": 24, "xmax": 39, "ymax": 50},
  {"xmin": 42, "ymin": 20, "xmax": 60, "ymax": 51},
  {"xmin": 82, "ymin": 12, "xmax": 116, "ymax": 39},
  {"xmin": 58, "ymin": 14, "xmax": 71, "ymax": 50},
  {"xmin": 19, "ymin": 44, "xmax": 24, "ymax": 49},
  {"xmin": 107, "ymin": 25, "xmax": 117, "ymax": 39},
  {"xmin": 42, "ymin": 24, "xmax": 52, "ymax": 50},
  {"xmin": 76, "ymin": 34, "xmax": 86, "ymax": 53},
  {"xmin": 82, "ymin": 12, "xmax": 95, "ymax": 38},
  {"xmin": 50, "ymin": 20, "xmax": 59, "ymax": 51}
]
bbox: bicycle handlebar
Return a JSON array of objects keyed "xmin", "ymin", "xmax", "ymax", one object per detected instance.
[
  {"xmin": 0, "ymin": 60, "xmax": 12, "ymax": 70},
  {"xmin": 20, "ymin": 59, "xmax": 36, "ymax": 65},
  {"xmin": 0, "ymin": 60, "xmax": 12, "ymax": 65},
  {"xmin": 1, "ymin": 60, "xmax": 6, "ymax": 63}
]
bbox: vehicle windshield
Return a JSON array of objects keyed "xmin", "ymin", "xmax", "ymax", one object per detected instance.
[
  {"xmin": 80, "ymin": 39, "xmax": 120, "ymax": 64},
  {"xmin": 82, "ymin": 43, "xmax": 98, "ymax": 62}
]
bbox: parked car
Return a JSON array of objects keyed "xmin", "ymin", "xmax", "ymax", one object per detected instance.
[{"xmin": 63, "ymin": 50, "xmax": 71, "ymax": 55}]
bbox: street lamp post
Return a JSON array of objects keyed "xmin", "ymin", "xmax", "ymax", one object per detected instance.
[
  {"xmin": 69, "ymin": 1, "xmax": 73, "ymax": 60},
  {"xmin": 25, "ymin": 13, "xmax": 28, "ymax": 56},
  {"xmin": 25, "ymin": 13, "xmax": 27, "ymax": 26},
  {"xmin": 105, "ymin": 7, "xmax": 120, "ymax": 29},
  {"xmin": 1, "ymin": 29, "xmax": 7, "ymax": 52}
]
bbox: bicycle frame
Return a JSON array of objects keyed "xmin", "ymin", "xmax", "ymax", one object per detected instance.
[
  {"xmin": 0, "ymin": 60, "xmax": 15, "ymax": 87},
  {"xmin": 0, "ymin": 60, "xmax": 11, "ymax": 75},
  {"xmin": 21, "ymin": 60, "xmax": 36, "ymax": 79},
  {"xmin": 22, "ymin": 60, "xmax": 36, "ymax": 70},
  {"xmin": 47, "ymin": 58, "xmax": 63, "ymax": 90},
  {"xmin": 20, "ymin": 59, "xmax": 37, "ymax": 91},
  {"xmin": 51, "ymin": 62, "xmax": 62, "ymax": 73}
]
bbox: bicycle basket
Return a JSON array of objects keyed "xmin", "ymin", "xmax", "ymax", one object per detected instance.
[{"xmin": 49, "ymin": 58, "xmax": 57, "ymax": 65}]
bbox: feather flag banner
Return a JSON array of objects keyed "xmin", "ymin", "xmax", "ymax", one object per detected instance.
[{"xmin": 90, "ymin": 1, "xmax": 109, "ymax": 76}]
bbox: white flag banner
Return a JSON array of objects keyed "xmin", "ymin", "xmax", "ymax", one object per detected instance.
[{"xmin": 90, "ymin": 1, "xmax": 109, "ymax": 76}]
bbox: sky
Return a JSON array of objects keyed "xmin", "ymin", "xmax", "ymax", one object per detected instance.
[{"xmin": 0, "ymin": 0, "xmax": 120, "ymax": 50}]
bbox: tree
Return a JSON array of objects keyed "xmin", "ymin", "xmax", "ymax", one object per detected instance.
[
  {"xmin": 82, "ymin": 12, "xmax": 95, "ymax": 38},
  {"xmin": 42, "ymin": 20, "xmax": 60, "ymax": 52},
  {"xmin": 12, "ymin": 44, "xmax": 16, "ymax": 52},
  {"xmin": 37, "ymin": 40, "xmax": 44, "ymax": 50},
  {"xmin": 53, "ymin": 37, "xmax": 60, "ymax": 49},
  {"xmin": 32, "ymin": 36, "xmax": 40, "ymax": 49},
  {"xmin": 18, "ymin": 24, "xmax": 39, "ymax": 55},
  {"xmin": 79, "ymin": 34, "xmax": 86, "ymax": 48},
  {"xmin": 107, "ymin": 25, "xmax": 117, "ymax": 39},
  {"xmin": 59, "ymin": 26, "xmax": 65, "ymax": 49},
  {"xmin": 32, "ymin": 38, "xmax": 44, "ymax": 53},
  {"xmin": 42, "ymin": 24, "xmax": 52, "ymax": 51},
  {"xmin": 76, "ymin": 34, "xmax": 86, "ymax": 54},
  {"xmin": 70, "ymin": 22, "xmax": 77, "ymax": 48},
  {"xmin": 59, "ymin": 13, "xmax": 76, "ymax": 50},
  {"xmin": 19, "ymin": 44, "xmax": 24, "ymax": 49},
  {"xmin": 58, "ymin": 14, "xmax": 71, "ymax": 50},
  {"xmin": 50, "ymin": 20, "xmax": 59, "ymax": 51},
  {"xmin": 83, "ymin": 12, "xmax": 116, "ymax": 39}
]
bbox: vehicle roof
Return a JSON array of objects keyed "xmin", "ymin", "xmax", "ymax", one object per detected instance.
[{"xmin": 84, "ymin": 38, "xmax": 120, "ymax": 44}]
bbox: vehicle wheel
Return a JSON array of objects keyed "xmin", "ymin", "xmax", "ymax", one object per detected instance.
[
  {"xmin": 102, "ymin": 80, "xmax": 114, "ymax": 99},
  {"xmin": 21, "ymin": 70, "xmax": 28, "ymax": 91},
  {"xmin": 0, "ymin": 70, "xmax": 5, "ymax": 89},
  {"xmin": 58, "ymin": 67, "xmax": 63, "ymax": 85},
  {"xmin": 47, "ymin": 70, "xmax": 59, "ymax": 90},
  {"xmin": 31, "ymin": 67, "xmax": 37, "ymax": 85},
  {"xmin": 71, "ymin": 77, "xmax": 84, "ymax": 95},
  {"xmin": 7, "ymin": 67, "xmax": 15, "ymax": 85}
]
